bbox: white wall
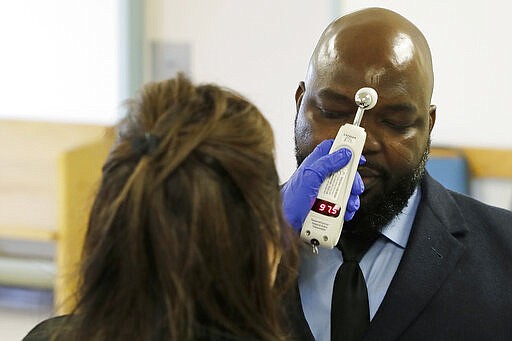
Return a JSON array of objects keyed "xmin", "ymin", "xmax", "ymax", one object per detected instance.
[
  {"xmin": 145, "ymin": 0, "xmax": 336, "ymax": 182},
  {"xmin": 0, "ymin": 1, "xmax": 121, "ymax": 124}
]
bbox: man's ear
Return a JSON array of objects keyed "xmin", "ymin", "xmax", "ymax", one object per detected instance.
[
  {"xmin": 428, "ymin": 104, "xmax": 436, "ymax": 133},
  {"xmin": 295, "ymin": 81, "xmax": 306, "ymax": 112}
]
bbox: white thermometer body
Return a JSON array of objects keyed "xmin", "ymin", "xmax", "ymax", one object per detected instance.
[{"xmin": 300, "ymin": 87, "xmax": 378, "ymax": 253}]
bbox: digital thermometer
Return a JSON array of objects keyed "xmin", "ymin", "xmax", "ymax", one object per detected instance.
[{"xmin": 300, "ymin": 87, "xmax": 378, "ymax": 254}]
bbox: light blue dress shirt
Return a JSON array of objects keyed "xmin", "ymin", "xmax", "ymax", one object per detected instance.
[{"xmin": 298, "ymin": 187, "xmax": 421, "ymax": 341}]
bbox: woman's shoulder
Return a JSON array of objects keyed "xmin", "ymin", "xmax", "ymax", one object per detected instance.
[{"xmin": 23, "ymin": 315, "xmax": 71, "ymax": 341}]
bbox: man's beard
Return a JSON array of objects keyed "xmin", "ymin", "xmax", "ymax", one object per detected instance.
[
  {"xmin": 344, "ymin": 141, "xmax": 430, "ymax": 237},
  {"xmin": 295, "ymin": 138, "xmax": 431, "ymax": 238}
]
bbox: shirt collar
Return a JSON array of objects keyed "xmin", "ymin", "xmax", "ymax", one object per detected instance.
[{"xmin": 380, "ymin": 186, "xmax": 421, "ymax": 249}]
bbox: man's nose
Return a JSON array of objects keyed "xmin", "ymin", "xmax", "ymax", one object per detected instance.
[{"xmin": 361, "ymin": 124, "xmax": 382, "ymax": 155}]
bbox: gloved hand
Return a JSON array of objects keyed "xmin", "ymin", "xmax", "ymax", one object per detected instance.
[{"xmin": 281, "ymin": 139, "xmax": 365, "ymax": 232}]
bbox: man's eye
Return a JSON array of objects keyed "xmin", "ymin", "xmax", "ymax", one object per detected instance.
[
  {"xmin": 317, "ymin": 107, "xmax": 350, "ymax": 119},
  {"xmin": 383, "ymin": 120, "xmax": 412, "ymax": 131}
]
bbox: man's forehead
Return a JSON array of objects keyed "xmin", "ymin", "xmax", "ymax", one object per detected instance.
[{"xmin": 310, "ymin": 62, "xmax": 411, "ymax": 95}]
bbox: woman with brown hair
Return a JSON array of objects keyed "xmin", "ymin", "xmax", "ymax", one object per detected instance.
[{"xmin": 24, "ymin": 74, "xmax": 299, "ymax": 340}]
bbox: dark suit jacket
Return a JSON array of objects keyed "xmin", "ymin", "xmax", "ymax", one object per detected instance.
[{"xmin": 291, "ymin": 174, "xmax": 512, "ymax": 340}]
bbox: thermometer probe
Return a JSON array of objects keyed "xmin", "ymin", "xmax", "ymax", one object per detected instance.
[{"xmin": 300, "ymin": 87, "xmax": 378, "ymax": 254}]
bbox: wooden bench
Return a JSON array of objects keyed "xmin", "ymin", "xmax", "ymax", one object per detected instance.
[{"xmin": 0, "ymin": 119, "xmax": 114, "ymax": 313}]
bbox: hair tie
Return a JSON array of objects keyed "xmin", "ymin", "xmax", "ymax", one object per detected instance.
[{"xmin": 131, "ymin": 133, "xmax": 160, "ymax": 155}]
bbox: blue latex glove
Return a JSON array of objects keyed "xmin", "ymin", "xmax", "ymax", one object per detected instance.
[{"xmin": 281, "ymin": 139, "xmax": 365, "ymax": 232}]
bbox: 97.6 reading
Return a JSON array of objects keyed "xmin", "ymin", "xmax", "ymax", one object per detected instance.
[{"xmin": 311, "ymin": 198, "xmax": 341, "ymax": 218}]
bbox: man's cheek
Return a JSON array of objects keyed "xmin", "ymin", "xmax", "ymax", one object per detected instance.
[
  {"xmin": 386, "ymin": 140, "xmax": 418, "ymax": 171},
  {"xmin": 295, "ymin": 111, "xmax": 313, "ymax": 140}
]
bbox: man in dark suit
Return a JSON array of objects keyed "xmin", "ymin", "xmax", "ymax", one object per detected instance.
[{"xmin": 282, "ymin": 7, "xmax": 512, "ymax": 340}]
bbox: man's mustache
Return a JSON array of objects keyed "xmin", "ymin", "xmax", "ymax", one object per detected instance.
[{"xmin": 357, "ymin": 160, "xmax": 390, "ymax": 180}]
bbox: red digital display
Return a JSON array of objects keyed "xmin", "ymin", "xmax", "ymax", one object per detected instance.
[{"xmin": 311, "ymin": 199, "xmax": 341, "ymax": 217}]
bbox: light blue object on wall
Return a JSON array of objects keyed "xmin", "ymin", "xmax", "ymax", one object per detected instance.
[{"xmin": 426, "ymin": 152, "xmax": 470, "ymax": 195}]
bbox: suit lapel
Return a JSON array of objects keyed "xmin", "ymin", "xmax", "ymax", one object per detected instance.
[{"xmin": 365, "ymin": 175, "xmax": 468, "ymax": 340}]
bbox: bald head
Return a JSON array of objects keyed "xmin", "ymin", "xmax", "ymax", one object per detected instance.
[{"xmin": 307, "ymin": 7, "xmax": 434, "ymax": 102}]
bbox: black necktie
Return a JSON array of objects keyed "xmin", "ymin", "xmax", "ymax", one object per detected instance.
[{"xmin": 331, "ymin": 232, "xmax": 377, "ymax": 341}]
